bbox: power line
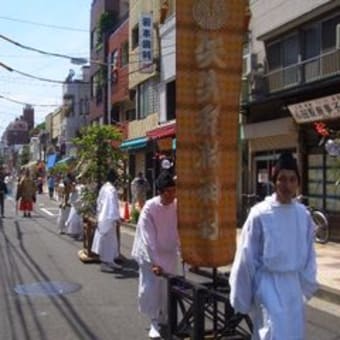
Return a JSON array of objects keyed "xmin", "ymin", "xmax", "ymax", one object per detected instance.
[
  {"xmin": 0, "ymin": 15, "xmax": 88, "ymax": 32},
  {"xmin": 0, "ymin": 94, "xmax": 59, "ymax": 107},
  {"xmin": 0, "ymin": 34, "xmax": 88, "ymax": 65},
  {"xmin": 0, "ymin": 61, "xmax": 86, "ymax": 84}
]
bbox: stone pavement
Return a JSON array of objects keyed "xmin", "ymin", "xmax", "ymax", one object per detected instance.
[
  {"xmin": 119, "ymin": 201, "xmax": 340, "ymax": 304},
  {"xmin": 314, "ymin": 241, "xmax": 340, "ymax": 304}
]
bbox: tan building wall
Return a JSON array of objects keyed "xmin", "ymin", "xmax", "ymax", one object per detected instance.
[
  {"xmin": 129, "ymin": 0, "xmax": 161, "ymax": 89},
  {"xmin": 128, "ymin": 113, "xmax": 158, "ymax": 139},
  {"xmin": 51, "ymin": 108, "xmax": 63, "ymax": 141}
]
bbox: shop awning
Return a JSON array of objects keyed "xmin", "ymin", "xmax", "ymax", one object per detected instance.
[
  {"xmin": 120, "ymin": 136, "xmax": 149, "ymax": 151},
  {"xmin": 146, "ymin": 123, "xmax": 176, "ymax": 140},
  {"xmin": 55, "ymin": 155, "xmax": 75, "ymax": 166},
  {"xmin": 46, "ymin": 154, "xmax": 57, "ymax": 169}
]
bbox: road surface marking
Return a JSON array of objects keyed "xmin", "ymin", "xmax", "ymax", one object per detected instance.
[{"xmin": 40, "ymin": 208, "xmax": 56, "ymax": 216}]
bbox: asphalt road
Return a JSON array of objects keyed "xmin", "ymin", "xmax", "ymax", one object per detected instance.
[{"xmin": 0, "ymin": 193, "xmax": 339, "ymax": 340}]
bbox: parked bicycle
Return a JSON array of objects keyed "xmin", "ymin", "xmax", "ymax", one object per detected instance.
[{"xmin": 296, "ymin": 195, "xmax": 329, "ymax": 244}]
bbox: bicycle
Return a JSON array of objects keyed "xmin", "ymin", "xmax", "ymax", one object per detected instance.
[{"xmin": 296, "ymin": 195, "xmax": 329, "ymax": 244}]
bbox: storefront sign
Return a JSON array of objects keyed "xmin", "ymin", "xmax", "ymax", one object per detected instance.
[
  {"xmin": 139, "ymin": 13, "xmax": 153, "ymax": 73},
  {"xmin": 176, "ymin": 0, "xmax": 247, "ymax": 267},
  {"xmin": 288, "ymin": 93, "xmax": 340, "ymax": 123}
]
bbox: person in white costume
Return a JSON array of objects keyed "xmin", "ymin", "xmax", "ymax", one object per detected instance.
[
  {"xmin": 131, "ymin": 170, "xmax": 179, "ymax": 339},
  {"xmin": 91, "ymin": 169, "xmax": 122, "ymax": 273},
  {"xmin": 66, "ymin": 181, "xmax": 84, "ymax": 240},
  {"xmin": 229, "ymin": 152, "xmax": 318, "ymax": 340}
]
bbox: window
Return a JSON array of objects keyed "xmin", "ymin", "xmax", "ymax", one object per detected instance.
[
  {"xmin": 84, "ymin": 96, "xmax": 89, "ymax": 114},
  {"xmin": 91, "ymin": 75, "xmax": 96, "ymax": 98},
  {"xmin": 166, "ymin": 80, "xmax": 176, "ymax": 121},
  {"xmin": 266, "ymin": 35, "xmax": 299, "ymax": 90},
  {"xmin": 267, "ymin": 35, "xmax": 298, "ymax": 71},
  {"xmin": 137, "ymin": 79, "xmax": 159, "ymax": 119},
  {"xmin": 138, "ymin": 82, "xmax": 149, "ymax": 119},
  {"xmin": 132, "ymin": 24, "xmax": 139, "ymax": 50},
  {"xmin": 125, "ymin": 109, "xmax": 136, "ymax": 121},
  {"xmin": 90, "ymin": 29, "xmax": 97, "ymax": 50},
  {"xmin": 79, "ymin": 99, "xmax": 83, "ymax": 115},
  {"xmin": 121, "ymin": 41, "xmax": 129, "ymax": 66},
  {"xmin": 267, "ymin": 42, "xmax": 281, "ymax": 70},
  {"xmin": 92, "ymin": 72, "xmax": 102, "ymax": 104},
  {"xmin": 322, "ymin": 15, "xmax": 340, "ymax": 51},
  {"xmin": 303, "ymin": 25, "xmax": 320, "ymax": 59},
  {"xmin": 111, "ymin": 49, "xmax": 119, "ymax": 69}
]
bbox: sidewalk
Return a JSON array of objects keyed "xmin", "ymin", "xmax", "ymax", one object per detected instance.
[
  {"xmin": 314, "ymin": 241, "xmax": 340, "ymax": 304},
  {"xmin": 119, "ymin": 201, "xmax": 340, "ymax": 304}
]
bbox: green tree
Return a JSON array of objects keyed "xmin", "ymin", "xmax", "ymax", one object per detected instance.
[
  {"xmin": 20, "ymin": 145, "xmax": 31, "ymax": 166},
  {"xmin": 96, "ymin": 10, "xmax": 117, "ymax": 48},
  {"xmin": 73, "ymin": 124, "xmax": 125, "ymax": 215}
]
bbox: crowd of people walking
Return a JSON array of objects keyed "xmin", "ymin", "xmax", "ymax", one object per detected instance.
[{"xmin": 0, "ymin": 151, "xmax": 319, "ymax": 339}]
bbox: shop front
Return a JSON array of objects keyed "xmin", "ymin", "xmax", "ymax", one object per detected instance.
[
  {"xmin": 242, "ymin": 117, "xmax": 298, "ymax": 196},
  {"xmin": 120, "ymin": 136, "xmax": 150, "ymax": 200},
  {"xmin": 146, "ymin": 122, "xmax": 176, "ymax": 185},
  {"xmin": 288, "ymin": 93, "xmax": 340, "ymax": 241}
]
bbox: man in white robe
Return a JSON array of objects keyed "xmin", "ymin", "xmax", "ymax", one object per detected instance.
[
  {"xmin": 131, "ymin": 170, "xmax": 179, "ymax": 339},
  {"xmin": 91, "ymin": 169, "xmax": 122, "ymax": 273},
  {"xmin": 229, "ymin": 152, "xmax": 318, "ymax": 340},
  {"xmin": 66, "ymin": 181, "xmax": 84, "ymax": 240}
]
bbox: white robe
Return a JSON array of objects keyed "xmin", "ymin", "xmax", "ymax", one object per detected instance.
[
  {"xmin": 229, "ymin": 194, "xmax": 318, "ymax": 340},
  {"xmin": 57, "ymin": 206, "xmax": 70, "ymax": 233},
  {"xmin": 66, "ymin": 185, "xmax": 84, "ymax": 236},
  {"xmin": 131, "ymin": 196, "xmax": 179, "ymax": 320},
  {"xmin": 91, "ymin": 182, "xmax": 120, "ymax": 263}
]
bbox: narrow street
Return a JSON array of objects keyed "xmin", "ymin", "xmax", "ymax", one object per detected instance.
[{"xmin": 0, "ymin": 193, "xmax": 339, "ymax": 340}]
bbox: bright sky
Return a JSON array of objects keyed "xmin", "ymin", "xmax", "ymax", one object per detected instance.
[{"xmin": 0, "ymin": 0, "xmax": 91, "ymax": 136}]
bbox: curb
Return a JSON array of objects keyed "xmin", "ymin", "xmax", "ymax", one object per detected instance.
[{"xmin": 315, "ymin": 284, "xmax": 340, "ymax": 305}]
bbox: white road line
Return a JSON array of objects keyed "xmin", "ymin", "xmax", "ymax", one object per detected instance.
[{"xmin": 40, "ymin": 208, "xmax": 56, "ymax": 216}]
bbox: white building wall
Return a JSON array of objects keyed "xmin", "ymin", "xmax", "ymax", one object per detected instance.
[
  {"xmin": 250, "ymin": 0, "xmax": 335, "ymax": 64},
  {"xmin": 159, "ymin": 15, "xmax": 176, "ymax": 123},
  {"xmin": 62, "ymin": 67, "xmax": 90, "ymax": 154},
  {"xmin": 29, "ymin": 137, "xmax": 40, "ymax": 161}
]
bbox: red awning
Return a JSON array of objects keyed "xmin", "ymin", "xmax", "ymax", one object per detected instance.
[{"xmin": 147, "ymin": 123, "xmax": 176, "ymax": 140}]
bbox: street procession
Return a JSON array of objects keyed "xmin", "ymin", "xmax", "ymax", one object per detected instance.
[{"xmin": 1, "ymin": 1, "xmax": 340, "ymax": 339}]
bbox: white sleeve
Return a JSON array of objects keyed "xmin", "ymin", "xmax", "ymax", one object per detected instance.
[
  {"xmin": 229, "ymin": 208, "xmax": 262, "ymax": 314},
  {"xmin": 300, "ymin": 215, "xmax": 318, "ymax": 300},
  {"xmin": 131, "ymin": 202, "xmax": 157, "ymax": 265}
]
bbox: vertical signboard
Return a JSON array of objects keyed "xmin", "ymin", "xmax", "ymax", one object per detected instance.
[
  {"xmin": 139, "ymin": 13, "xmax": 153, "ymax": 73},
  {"xmin": 176, "ymin": 0, "xmax": 247, "ymax": 267}
]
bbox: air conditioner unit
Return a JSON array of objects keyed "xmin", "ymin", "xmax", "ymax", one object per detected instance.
[
  {"xmin": 242, "ymin": 53, "xmax": 257, "ymax": 78},
  {"xmin": 336, "ymin": 24, "xmax": 340, "ymax": 49},
  {"xmin": 242, "ymin": 54, "xmax": 251, "ymax": 77}
]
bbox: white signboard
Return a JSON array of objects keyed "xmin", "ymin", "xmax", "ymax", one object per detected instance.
[
  {"xmin": 139, "ymin": 13, "xmax": 153, "ymax": 73},
  {"xmin": 288, "ymin": 93, "xmax": 340, "ymax": 123}
]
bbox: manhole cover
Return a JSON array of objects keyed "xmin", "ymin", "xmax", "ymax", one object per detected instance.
[{"xmin": 14, "ymin": 281, "xmax": 81, "ymax": 296}]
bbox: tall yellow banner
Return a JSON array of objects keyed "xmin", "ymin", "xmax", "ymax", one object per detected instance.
[{"xmin": 177, "ymin": 0, "xmax": 247, "ymax": 267}]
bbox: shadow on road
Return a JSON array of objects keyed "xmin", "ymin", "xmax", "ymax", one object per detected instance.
[{"xmin": 114, "ymin": 257, "xmax": 139, "ymax": 279}]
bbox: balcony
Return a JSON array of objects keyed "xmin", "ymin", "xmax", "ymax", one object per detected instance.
[{"xmin": 265, "ymin": 49, "xmax": 340, "ymax": 93}]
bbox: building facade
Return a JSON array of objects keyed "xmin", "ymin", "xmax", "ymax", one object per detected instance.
[
  {"xmin": 121, "ymin": 0, "xmax": 164, "ymax": 194},
  {"xmin": 243, "ymin": 0, "xmax": 340, "ymax": 239},
  {"xmin": 61, "ymin": 66, "xmax": 91, "ymax": 156},
  {"xmin": 89, "ymin": 0, "xmax": 129, "ymax": 124}
]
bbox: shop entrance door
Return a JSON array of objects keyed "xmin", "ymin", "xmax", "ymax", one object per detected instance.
[{"xmin": 254, "ymin": 154, "xmax": 278, "ymax": 201}]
